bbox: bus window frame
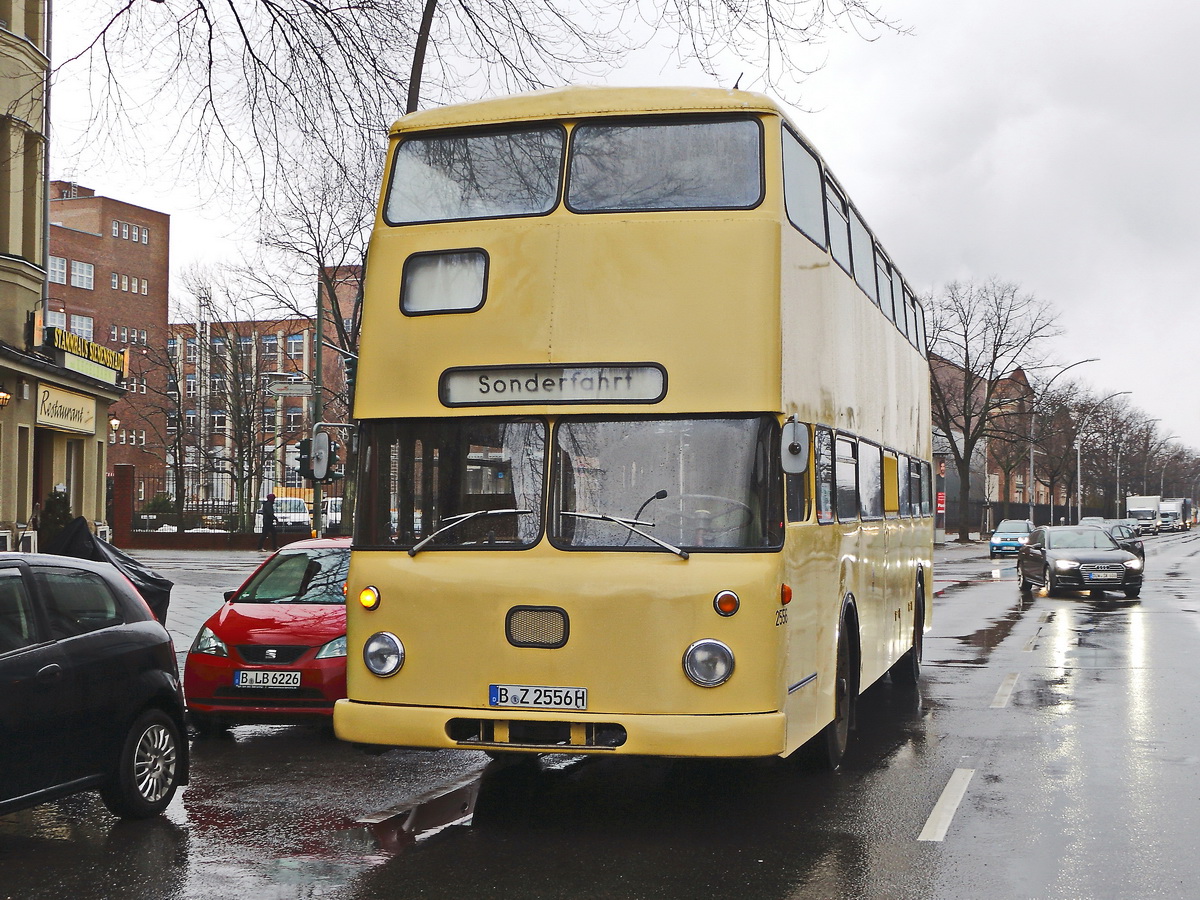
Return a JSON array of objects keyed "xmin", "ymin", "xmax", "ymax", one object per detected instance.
[
  {"xmin": 781, "ymin": 124, "xmax": 828, "ymax": 250},
  {"xmin": 834, "ymin": 433, "xmax": 859, "ymax": 524},
  {"xmin": 547, "ymin": 413, "xmax": 785, "ymax": 554},
  {"xmin": 400, "ymin": 247, "xmax": 490, "ymax": 317},
  {"xmin": 814, "ymin": 426, "xmax": 835, "ymax": 525},
  {"xmin": 563, "ymin": 113, "xmax": 766, "ymax": 215},
  {"xmin": 824, "ymin": 178, "xmax": 853, "ymax": 277},
  {"xmin": 858, "ymin": 439, "xmax": 884, "ymax": 521},
  {"xmin": 382, "ymin": 122, "xmax": 568, "ymax": 227}
]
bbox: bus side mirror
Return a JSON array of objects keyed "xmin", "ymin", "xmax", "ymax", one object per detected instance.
[{"xmin": 781, "ymin": 421, "xmax": 808, "ymax": 474}]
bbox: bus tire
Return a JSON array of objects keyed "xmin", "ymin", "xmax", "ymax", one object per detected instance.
[
  {"xmin": 890, "ymin": 587, "xmax": 924, "ymax": 686},
  {"xmin": 804, "ymin": 617, "xmax": 854, "ymax": 771}
]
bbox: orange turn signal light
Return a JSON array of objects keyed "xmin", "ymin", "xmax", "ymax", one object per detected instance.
[
  {"xmin": 359, "ymin": 585, "xmax": 381, "ymax": 611},
  {"xmin": 713, "ymin": 590, "xmax": 740, "ymax": 616},
  {"xmin": 780, "ymin": 583, "xmax": 793, "ymax": 605}
]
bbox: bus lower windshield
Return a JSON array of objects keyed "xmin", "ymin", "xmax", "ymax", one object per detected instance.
[
  {"xmin": 358, "ymin": 415, "xmax": 783, "ymax": 552},
  {"xmin": 552, "ymin": 416, "xmax": 782, "ymax": 551}
]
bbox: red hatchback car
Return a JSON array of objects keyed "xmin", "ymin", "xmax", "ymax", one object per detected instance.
[{"xmin": 184, "ymin": 538, "xmax": 350, "ymax": 733}]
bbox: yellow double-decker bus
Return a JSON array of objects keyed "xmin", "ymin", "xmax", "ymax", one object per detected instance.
[{"xmin": 334, "ymin": 86, "xmax": 933, "ymax": 767}]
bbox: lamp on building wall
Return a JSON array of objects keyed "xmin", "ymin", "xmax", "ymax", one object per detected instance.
[
  {"xmin": 109, "ymin": 415, "xmax": 121, "ymax": 433},
  {"xmin": 0, "ymin": 385, "xmax": 11, "ymax": 408}
]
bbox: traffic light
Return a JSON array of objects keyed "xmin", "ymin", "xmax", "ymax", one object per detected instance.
[
  {"xmin": 326, "ymin": 440, "xmax": 344, "ymax": 481},
  {"xmin": 343, "ymin": 356, "xmax": 357, "ymax": 390},
  {"xmin": 297, "ymin": 439, "xmax": 315, "ymax": 480}
]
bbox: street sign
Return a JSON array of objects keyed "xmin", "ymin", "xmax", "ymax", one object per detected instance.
[{"xmin": 266, "ymin": 380, "xmax": 313, "ymax": 397}]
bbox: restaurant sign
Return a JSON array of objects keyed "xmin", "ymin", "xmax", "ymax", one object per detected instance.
[
  {"xmin": 44, "ymin": 326, "xmax": 126, "ymax": 385},
  {"xmin": 37, "ymin": 385, "xmax": 97, "ymax": 434}
]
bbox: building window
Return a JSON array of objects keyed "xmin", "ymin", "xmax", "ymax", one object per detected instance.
[
  {"xmin": 286, "ymin": 406, "xmax": 303, "ymax": 430},
  {"xmin": 167, "ymin": 411, "xmax": 179, "ymax": 432},
  {"xmin": 120, "ymin": 326, "xmax": 127, "ymax": 342},
  {"xmin": 139, "ymin": 431, "xmax": 146, "ymax": 446},
  {"xmin": 46, "ymin": 256, "xmax": 67, "ymax": 284},
  {"xmin": 261, "ymin": 335, "xmax": 278, "ymax": 364},
  {"xmin": 121, "ymin": 223, "xmax": 129, "ymax": 239},
  {"xmin": 112, "ymin": 220, "xmax": 120, "ymax": 237},
  {"xmin": 167, "ymin": 337, "xmax": 178, "ymax": 360},
  {"xmin": 45, "ymin": 309, "xmax": 66, "ymax": 329},
  {"xmin": 185, "ymin": 410, "xmax": 197, "ymax": 432},
  {"xmin": 110, "ymin": 325, "xmax": 118, "ymax": 341},
  {"xmin": 141, "ymin": 279, "xmax": 148, "ymax": 295},
  {"xmin": 141, "ymin": 227, "xmax": 149, "ymax": 244},
  {"xmin": 69, "ymin": 261, "xmax": 94, "ymax": 289},
  {"xmin": 210, "ymin": 374, "xmax": 226, "ymax": 394},
  {"xmin": 262, "ymin": 408, "xmax": 276, "ymax": 433},
  {"xmin": 286, "ymin": 333, "xmax": 304, "ymax": 360},
  {"xmin": 211, "ymin": 410, "xmax": 227, "ymax": 432},
  {"xmin": 186, "ymin": 338, "xmax": 197, "ymax": 362},
  {"xmin": 185, "ymin": 373, "xmax": 197, "ymax": 397},
  {"xmin": 139, "ymin": 329, "xmax": 147, "ymax": 344},
  {"xmin": 211, "ymin": 337, "xmax": 226, "ymax": 357},
  {"xmin": 111, "ymin": 272, "xmax": 119, "ymax": 290},
  {"xmin": 239, "ymin": 336, "xmax": 253, "ymax": 362},
  {"xmin": 70, "ymin": 315, "xmax": 93, "ymax": 340}
]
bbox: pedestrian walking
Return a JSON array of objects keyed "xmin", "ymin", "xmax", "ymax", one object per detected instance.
[{"xmin": 258, "ymin": 493, "xmax": 278, "ymax": 551}]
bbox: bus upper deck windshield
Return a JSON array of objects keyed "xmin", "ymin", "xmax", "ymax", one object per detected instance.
[
  {"xmin": 357, "ymin": 415, "xmax": 783, "ymax": 553},
  {"xmin": 384, "ymin": 116, "xmax": 763, "ymax": 225}
]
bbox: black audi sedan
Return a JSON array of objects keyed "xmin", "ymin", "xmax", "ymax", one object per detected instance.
[
  {"xmin": 0, "ymin": 553, "xmax": 189, "ymax": 818},
  {"xmin": 1017, "ymin": 526, "xmax": 1144, "ymax": 598}
]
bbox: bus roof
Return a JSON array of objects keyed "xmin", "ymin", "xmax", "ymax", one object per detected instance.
[{"xmin": 390, "ymin": 86, "xmax": 783, "ymax": 135}]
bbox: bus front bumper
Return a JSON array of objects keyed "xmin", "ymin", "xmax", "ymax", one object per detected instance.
[{"xmin": 334, "ymin": 699, "xmax": 788, "ymax": 758}]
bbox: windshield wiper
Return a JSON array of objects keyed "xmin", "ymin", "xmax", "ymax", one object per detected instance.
[
  {"xmin": 561, "ymin": 511, "xmax": 689, "ymax": 559},
  {"xmin": 408, "ymin": 508, "xmax": 533, "ymax": 556}
]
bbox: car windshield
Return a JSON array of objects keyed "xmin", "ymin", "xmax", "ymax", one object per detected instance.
[
  {"xmin": 1048, "ymin": 529, "xmax": 1119, "ymax": 550},
  {"xmin": 996, "ymin": 520, "xmax": 1030, "ymax": 533},
  {"xmin": 235, "ymin": 548, "xmax": 349, "ymax": 604}
]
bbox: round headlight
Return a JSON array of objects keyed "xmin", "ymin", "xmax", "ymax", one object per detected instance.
[
  {"xmin": 363, "ymin": 632, "xmax": 404, "ymax": 677},
  {"xmin": 682, "ymin": 639, "xmax": 734, "ymax": 687}
]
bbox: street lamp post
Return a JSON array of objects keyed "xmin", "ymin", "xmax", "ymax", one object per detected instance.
[{"xmin": 1074, "ymin": 391, "xmax": 1131, "ymax": 524}]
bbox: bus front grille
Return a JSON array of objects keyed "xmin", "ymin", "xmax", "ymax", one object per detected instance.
[
  {"xmin": 447, "ymin": 717, "xmax": 627, "ymax": 750},
  {"xmin": 506, "ymin": 606, "xmax": 569, "ymax": 648}
]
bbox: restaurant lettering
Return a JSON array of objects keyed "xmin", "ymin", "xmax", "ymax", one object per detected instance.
[{"xmin": 48, "ymin": 327, "xmax": 125, "ymax": 372}]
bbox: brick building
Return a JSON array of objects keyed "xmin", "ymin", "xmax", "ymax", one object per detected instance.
[{"xmin": 47, "ymin": 180, "xmax": 171, "ymax": 481}]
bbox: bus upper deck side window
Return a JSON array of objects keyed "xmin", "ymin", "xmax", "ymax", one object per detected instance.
[
  {"xmin": 825, "ymin": 181, "xmax": 851, "ymax": 274},
  {"xmin": 782, "ymin": 128, "xmax": 826, "ymax": 248}
]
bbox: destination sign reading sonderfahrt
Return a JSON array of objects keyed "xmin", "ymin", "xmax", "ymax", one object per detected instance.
[{"xmin": 440, "ymin": 364, "xmax": 666, "ymax": 406}]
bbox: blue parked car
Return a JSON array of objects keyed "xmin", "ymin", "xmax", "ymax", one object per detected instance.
[{"xmin": 989, "ymin": 519, "xmax": 1034, "ymax": 559}]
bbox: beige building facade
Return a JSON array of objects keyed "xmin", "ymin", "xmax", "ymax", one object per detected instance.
[{"xmin": 1, "ymin": 0, "xmax": 122, "ymax": 548}]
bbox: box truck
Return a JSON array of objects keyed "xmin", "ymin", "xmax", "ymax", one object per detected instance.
[{"xmin": 1126, "ymin": 495, "xmax": 1161, "ymax": 535}]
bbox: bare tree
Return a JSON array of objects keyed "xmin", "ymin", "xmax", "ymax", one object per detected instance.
[
  {"xmin": 53, "ymin": 1, "xmax": 903, "ymax": 203},
  {"xmin": 928, "ymin": 278, "xmax": 1066, "ymax": 541}
]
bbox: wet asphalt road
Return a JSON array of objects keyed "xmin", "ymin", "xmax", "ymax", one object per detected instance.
[{"xmin": 3, "ymin": 533, "xmax": 1200, "ymax": 899}]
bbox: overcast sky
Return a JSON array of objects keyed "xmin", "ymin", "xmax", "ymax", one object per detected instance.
[{"xmin": 51, "ymin": 0, "xmax": 1200, "ymax": 449}]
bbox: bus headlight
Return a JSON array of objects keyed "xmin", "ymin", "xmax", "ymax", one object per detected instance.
[
  {"xmin": 682, "ymin": 639, "xmax": 734, "ymax": 687},
  {"xmin": 363, "ymin": 632, "xmax": 405, "ymax": 677}
]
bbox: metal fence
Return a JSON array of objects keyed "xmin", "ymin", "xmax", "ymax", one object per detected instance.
[{"xmin": 126, "ymin": 473, "xmax": 341, "ymax": 534}]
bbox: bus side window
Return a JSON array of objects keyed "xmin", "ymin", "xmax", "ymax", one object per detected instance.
[
  {"xmin": 858, "ymin": 441, "xmax": 883, "ymax": 520},
  {"xmin": 883, "ymin": 451, "xmax": 900, "ymax": 518},
  {"xmin": 921, "ymin": 460, "xmax": 934, "ymax": 517},
  {"xmin": 815, "ymin": 427, "xmax": 835, "ymax": 524},
  {"xmin": 825, "ymin": 180, "xmax": 852, "ymax": 275},
  {"xmin": 782, "ymin": 128, "xmax": 827, "ymax": 249},
  {"xmin": 835, "ymin": 435, "xmax": 858, "ymax": 523}
]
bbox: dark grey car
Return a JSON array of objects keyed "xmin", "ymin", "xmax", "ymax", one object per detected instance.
[
  {"xmin": 1017, "ymin": 526, "xmax": 1144, "ymax": 599},
  {"xmin": 0, "ymin": 553, "xmax": 189, "ymax": 818}
]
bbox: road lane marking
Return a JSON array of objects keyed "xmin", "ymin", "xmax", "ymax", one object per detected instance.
[
  {"xmin": 918, "ymin": 768, "xmax": 975, "ymax": 842},
  {"xmin": 990, "ymin": 672, "xmax": 1019, "ymax": 708},
  {"xmin": 1023, "ymin": 628, "xmax": 1041, "ymax": 651}
]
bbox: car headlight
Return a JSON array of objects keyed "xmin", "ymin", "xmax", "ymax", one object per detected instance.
[
  {"xmin": 1054, "ymin": 559, "xmax": 1080, "ymax": 571},
  {"xmin": 190, "ymin": 626, "xmax": 228, "ymax": 657},
  {"xmin": 1017, "ymin": 536, "xmax": 1029, "ymax": 544},
  {"xmin": 363, "ymin": 632, "xmax": 404, "ymax": 677},
  {"xmin": 682, "ymin": 639, "xmax": 734, "ymax": 687},
  {"xmin": 1124, "ymin": 558, "xmax": 1144, "ymax": 571},
  {"xmin": 315, "ymin": 635, "xmax": 347, "ymax": 659}
]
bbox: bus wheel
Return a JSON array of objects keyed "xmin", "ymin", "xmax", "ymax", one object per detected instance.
[
  {"xmin": 890, "ymin": 590, "xmax": 924, "ymax": 686},
  {"xmin": 816, "ymin": 623, "xmax": 853, "ymax": 771}
]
